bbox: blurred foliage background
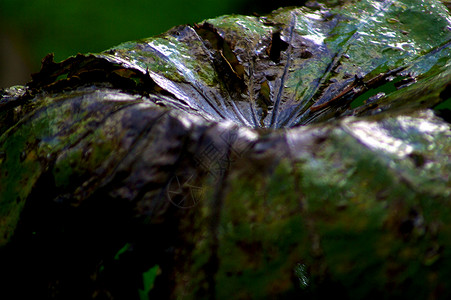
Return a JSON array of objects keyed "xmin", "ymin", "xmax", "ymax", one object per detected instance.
[{"xmin": 0, "ymin": 0, "xmax": 304, "ymax": 88}]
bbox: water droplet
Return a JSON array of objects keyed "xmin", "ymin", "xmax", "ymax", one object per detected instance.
[{"xmin": 294, "ymin": 263, "xmax": 310, "ymax": 289}]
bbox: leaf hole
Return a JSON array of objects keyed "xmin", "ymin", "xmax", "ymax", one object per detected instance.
[
  {"xmin": 300, "ymin": 50, "xmax": 313, "ymax": 59},
  {"xmin": 269, "ymin": 31, "xmax": 288, "ymax": 63},
  {"xmin": 408, "ymin": 152, "xmax": 425, "ymax": 168}
]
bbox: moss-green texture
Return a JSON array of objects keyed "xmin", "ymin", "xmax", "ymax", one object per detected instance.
[
  {"xmin": 290, "ymin": 117, "xmax": 451, "ymax": 298},
  {"xmin": 171, "ymin": 160, "xmax": 306, "ymax": 299},
  {"xmin": 178, "ymin": 110, "xmax": 451, "ymax": 299},
  {"xmin": 215, "ymin": 161, "xmax": 305, "ymax": 298},
  {"xmin": 0, "ymin": 90, "xmax": 75, "ymax": 246},
  {"xmin": 0, "ymin": 87, "xmax": 145, "ymax": 246},
  {"xmin": 0, "ymin": 118, "xmax": 46, "ymax": 246}
]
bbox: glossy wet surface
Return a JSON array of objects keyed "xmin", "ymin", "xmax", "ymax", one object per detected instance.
[{"xmin": 1, "ymin": 0, "xmax": 451, "ymax": 299}]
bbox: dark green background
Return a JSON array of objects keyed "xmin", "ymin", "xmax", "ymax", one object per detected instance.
[{"xmin": 0, "ymin": 0, "xmax": 303, "ymax": 88}]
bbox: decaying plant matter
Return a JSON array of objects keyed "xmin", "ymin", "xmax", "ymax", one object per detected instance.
[{"xmin": 1, "ymin": 0, "xmax": 450, "ymax": 299}]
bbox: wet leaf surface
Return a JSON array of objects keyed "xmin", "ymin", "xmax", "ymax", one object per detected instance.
[{"xmin": 1, "ymin": 0, "xmax": 451, "ymax": 299}]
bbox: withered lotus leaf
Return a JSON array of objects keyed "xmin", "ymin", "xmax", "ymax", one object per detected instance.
[{"xmin": 1, "ymin": 0, "xmax": 450, "ymax": 298}]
